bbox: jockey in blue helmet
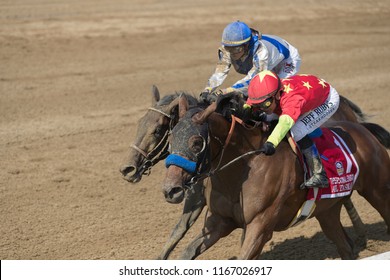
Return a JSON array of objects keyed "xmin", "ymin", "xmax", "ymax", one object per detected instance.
[
  {"xmin": 200, "ymin": 20, "xmax": 301, "ymax": 102},
  {"xmin": 221, "ymin": 21, "xmax": 252, "ymax": 49}
]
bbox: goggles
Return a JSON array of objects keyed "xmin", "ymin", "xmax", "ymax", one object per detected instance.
[
  {"xmin": 253, "ymin": 97, "xmax": 274, "ymax": 110},
  {"xmin": 225, "ymin": 45, "xmax": 245, "ymax": 54}
]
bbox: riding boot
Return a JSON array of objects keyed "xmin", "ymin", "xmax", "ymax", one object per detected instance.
[{"xmin": 300, "ymin": 143, "xmax": 329, "ymax": 189}]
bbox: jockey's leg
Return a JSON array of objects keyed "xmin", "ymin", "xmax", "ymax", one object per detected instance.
[
  {"xmin": 298, "ymin": 135, "xmax": 329, "ymax": 189},
  {"xmin": 290, "ymin": 86, "xmax": 340, "ymax": 189}
]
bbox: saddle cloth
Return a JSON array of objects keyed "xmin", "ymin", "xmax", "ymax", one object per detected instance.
[{"xmin": 306, "ymin": 128, "xmax": 360, "ymax": 200}]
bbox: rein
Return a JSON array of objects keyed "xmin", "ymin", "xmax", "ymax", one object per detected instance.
[
  {"xmin": 208, "ymin": 116, "xmax": 263, "ymax": 175},
  {"xmin": 186, "ymin": 115, "xmax": 263, "ymax": 186},
  {"xmin": 210, "ymin": 114, "xmax": 239, "ymax": 172},
  {"xmin": 210, "ymin": 120, "xmax": 302, "ymax": 175}
]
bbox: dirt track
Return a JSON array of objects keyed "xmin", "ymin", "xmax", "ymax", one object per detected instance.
[{"xmin": 1, "ymin": 0, "xmax": 390, "ymax": 260}]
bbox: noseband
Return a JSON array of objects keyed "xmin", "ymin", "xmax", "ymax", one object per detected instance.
[{"xmin": 131, "ymin": 107, "xmax": 174, "ymax": 175}]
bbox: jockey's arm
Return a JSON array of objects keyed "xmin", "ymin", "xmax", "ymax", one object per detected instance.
[
  {"xmin": 267, "ymin": 114, "xmax": 295, "ymax": 147},
  {"xmin": 205, "ymin": 49, "xmax": 231, "ymax": 93}
]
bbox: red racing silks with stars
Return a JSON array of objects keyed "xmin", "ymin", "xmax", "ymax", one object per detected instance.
[{"xmin": 275, "ymin": 74, "xmax": 331, "ymax": 122}]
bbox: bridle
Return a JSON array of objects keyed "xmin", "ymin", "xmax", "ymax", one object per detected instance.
[
  {"xmin": 165, "ymin": 109, "xmax": 211, "ymax": 188},
  {"xmin": 175, "ymin": 115, "xmax": 264, "ymax": 188},
  {"xmin": 182, "ymin": 114, "xmax": 237, "ymax": 187},
  {"xmin": 165, "ymin": 114, "xmax": 239, "ymax": 188},
  {"xmin": 130, "ymin": 107, "xmax": 175, "ymax": 176}
]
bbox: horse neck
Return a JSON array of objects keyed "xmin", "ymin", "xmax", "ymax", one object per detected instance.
[
  {"xmin": 206, "ymin": 113, "xmax": 304, "ymax": 208},
  {"xmin": 208, "ymin": 113, "xmax": 266, "ymax": 162},
  {"xmin": 205, "ymin": 113, "xmax": 275, "ymax": 206}
]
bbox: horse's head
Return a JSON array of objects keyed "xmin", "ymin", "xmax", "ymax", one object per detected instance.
[
  {"xmin": 120, "ymin": 86, "xmax": 179, "ymax": 183},
  {"xmin": 120, "ymin": 86, "xmax": 199, "ymax": 183},
  {"xmin": 162, "ymin": 95, "xmax": 216, "ymax": 203}
]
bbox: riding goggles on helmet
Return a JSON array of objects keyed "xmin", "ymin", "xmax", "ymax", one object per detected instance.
[
  {"xmin": 225, "ymin": 45, "xmax": 245, "ymax": 54},
  {"xmin": 252, "ymin": 96, "xmax": 274, "ymax": 110}
]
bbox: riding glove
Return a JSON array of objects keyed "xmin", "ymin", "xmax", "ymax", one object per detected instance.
[
  {"xmin": 200, "ymin": 89, "xmax": 223, "ymax": 104},
  {"xmin": 259, "ymin": 141, "xmax": 276, "ymax": 156}
]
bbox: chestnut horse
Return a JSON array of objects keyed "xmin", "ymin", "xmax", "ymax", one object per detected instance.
[
  {"xmin": 120, "ymin": 86, "xmax": 374, "ymax": 259},
  {"xmin": 162, "ymin": 95, "xmax": 390, "ymax": 259}
]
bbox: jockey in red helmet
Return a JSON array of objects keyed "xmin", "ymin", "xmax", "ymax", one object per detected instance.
[
  {"xmin": 246, "ymin": 70, "xmax": 341, "ymax": 189},
  {"xmin": 200, "ymin": 20, "xmax": 301, "ymax": 103}
]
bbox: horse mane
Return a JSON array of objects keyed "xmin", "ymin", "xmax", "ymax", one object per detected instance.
[{"xmin": 157, "ymin": 91, "xmax": 199, "ymax": 107}]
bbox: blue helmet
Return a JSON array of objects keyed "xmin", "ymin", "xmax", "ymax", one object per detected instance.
[{"xmin": 221, "ymin": 21, "xmax": 252, "ymax": 47}]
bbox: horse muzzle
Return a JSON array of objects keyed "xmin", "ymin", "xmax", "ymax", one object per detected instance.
[
  {"xmin": 163, "ymin": 185, "xmax": 185, "ymax": 204},
  {"xmin": 119, "ymin": 164, "xmax": 142, "ymax": 183},
  {"xmin": 162, "ymin": 165, "xmax": 188, "ymax": 204}
]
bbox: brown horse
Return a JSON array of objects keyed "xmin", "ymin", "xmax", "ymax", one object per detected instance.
[
  {"xmin": 162, "ymin": 95, "xmax": 390, "ymax": 259},
  {"xmin": 119, "ymin": 86, "xmax": 372, "ymax": 259},
  {"xmin": 120, "ymin": 86, "xmax": 199, "ymax": 183},
  {"xmin": 119, "ymin": 86, "xmax": 205, "ymax": 259}
]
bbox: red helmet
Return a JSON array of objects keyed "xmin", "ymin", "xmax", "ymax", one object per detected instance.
[{"xmin": 247, "ymin": 71, "xmax": 281, "ymax": 105}]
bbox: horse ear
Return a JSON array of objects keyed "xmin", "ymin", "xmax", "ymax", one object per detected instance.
[
  {"xmin": 178, "ymin": 95, "xmax": 189, "ymax": 119},
  {"xmin": 166, "ymin": 96, "xmax": 180, "ymax": 116},
  {"xmin": 151, "ymin": 85, "xmax": 160, "ymax": 105},
  {"xmin": 193, "ymin": 102, "xmax": 217, "ymax": 124}
]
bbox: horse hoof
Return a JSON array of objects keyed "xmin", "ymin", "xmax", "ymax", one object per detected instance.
[{"xmin": 355, "ymin": 236, "xmax": 367, "ymax": 248}]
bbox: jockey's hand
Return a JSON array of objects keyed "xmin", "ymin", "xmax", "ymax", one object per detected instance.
[
  {"xmin": 215, "ymin": 92, "xmax": 244, "ymax": 120},
  {"xmin": 200, "ymin": 89, "xmax": 223, "ymax": 104},
  {"xmin": 259, "ymin": 141, "xmax": 276, "ymax": 156},
  {"xmin": 199, "ymin": 90, "xmax": 210, "ymax": 103}
]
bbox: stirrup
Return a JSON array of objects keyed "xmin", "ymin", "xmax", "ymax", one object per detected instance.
[{"xmin": 299, "ymin": 175, "xmax": 329, "ymax": 190}]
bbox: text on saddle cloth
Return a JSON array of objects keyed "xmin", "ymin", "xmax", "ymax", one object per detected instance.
[{"xmin": 306, "ymin": 128, "xmax": 360, "ymax": 200}]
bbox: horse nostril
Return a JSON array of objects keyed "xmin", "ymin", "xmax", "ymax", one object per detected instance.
[
  {"xmin": 120, "ymin": 165, "xmax": 136, "ymax": 176},
  {"xmin": 163, "ymin": 186, "xmax": 185, "ymax": 204},
  {"xmin": 168, "ymin": 187, "xmax": 183, "ymax": 199}
]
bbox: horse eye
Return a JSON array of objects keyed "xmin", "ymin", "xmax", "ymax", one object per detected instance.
[
  {"xmin": 189, "ymin": 136, "xmax": 203, "ymax": 154},
  {"xmin": 154, "ymin": 126, "xmax": 164, "ymax": 138}
]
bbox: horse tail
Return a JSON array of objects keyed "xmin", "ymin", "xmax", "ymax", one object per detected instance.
[
  {"xmin": 340, "ymin": 95, "xmax": 367, "ymax": 122},
  {"xmin": 361, "ymin": 122, "xmax": 390, "ymax": 149}
]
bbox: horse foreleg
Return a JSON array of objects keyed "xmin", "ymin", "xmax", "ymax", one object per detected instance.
[
  {"xmin": 239, "ymin": 211, "xmax": 276, "ymax": 260},
  {"xmin": 315, "ymin": 202, "xmax": 356, "ymax": 259},
  {"xmin": 179, "ymin": 212, "xmax": 236, "ymax": 260},
  {"xmin": 157, "ymin": 183, "xmax": 206, "ymax": 260}
]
